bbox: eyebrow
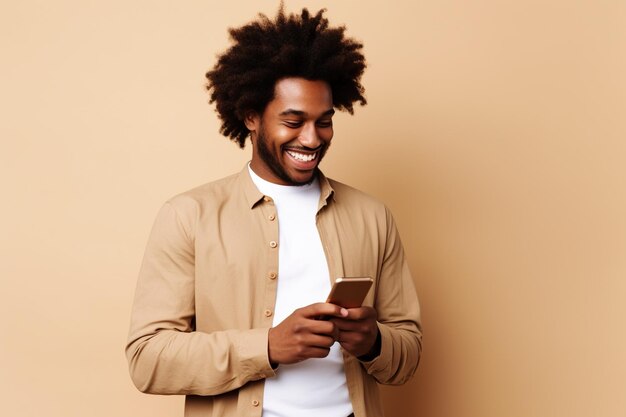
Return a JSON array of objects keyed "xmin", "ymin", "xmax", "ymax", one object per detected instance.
[{"xmin": 279, "ymin": 108, "xmax": 335, "ymax": 117}]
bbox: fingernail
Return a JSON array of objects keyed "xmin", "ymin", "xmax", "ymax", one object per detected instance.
[{"xmin": 340, "ymin": 308, "xmax": 348, "ymax": 316}]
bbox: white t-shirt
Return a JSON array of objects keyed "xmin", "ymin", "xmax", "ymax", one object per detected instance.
[{"xmin": 248, "ymin": 166, "xmax": 352, "ymax": 417}]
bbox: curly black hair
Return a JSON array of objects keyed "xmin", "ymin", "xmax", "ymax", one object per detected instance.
[{"xmin": 205, "ymin": 6, "xmax": 367, "ymax": 148}]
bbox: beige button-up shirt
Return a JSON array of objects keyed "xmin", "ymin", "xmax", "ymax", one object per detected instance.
[{"xmin": 126, "ymin": 166, "xmax": 422, "ymax": 417}]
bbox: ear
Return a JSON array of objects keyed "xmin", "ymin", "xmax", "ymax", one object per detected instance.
[{"xmin": 243, "ymin": 110, "xmax": 260, "ymax": 133}]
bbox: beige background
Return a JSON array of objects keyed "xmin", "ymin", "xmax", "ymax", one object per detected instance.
[{"xmin": 1, "ymin": 1, "xmax": 625, "ymax": 416}]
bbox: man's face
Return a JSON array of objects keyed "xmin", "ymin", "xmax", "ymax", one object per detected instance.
[{"xmin": 247, "ymin": 77, "xmax": 335, "ymax": 186}]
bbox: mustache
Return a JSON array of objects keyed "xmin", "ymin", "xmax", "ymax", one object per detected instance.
[{"xmin": 282, "ymin": 144, "xmax": 325, "ymax": 152}]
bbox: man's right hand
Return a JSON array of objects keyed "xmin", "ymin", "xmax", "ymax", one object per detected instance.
[{"xmin": 268, "ymin": 303, "xmax": 348, "ymax": 365}]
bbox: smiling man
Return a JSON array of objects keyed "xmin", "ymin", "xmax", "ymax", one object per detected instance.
[
  {"xmin": 126, "ymin": 7, "xmax": 421, "ymax": 417},
  {"xmin": 247, "ymin": 78, "xmax": 335, "ymax": 186}
]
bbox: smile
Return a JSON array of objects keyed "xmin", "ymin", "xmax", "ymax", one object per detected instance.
[{"xmin": 286, "ymin": 150, "xmax": 317, "ymax": 162}]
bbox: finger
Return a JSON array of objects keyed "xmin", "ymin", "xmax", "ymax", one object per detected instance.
[
  {"xmin": 301, "ymin": 333, "xmax": 337, "ymax": 349},
  {"xmin": 329, "ymin": 318, "xmax": 360, "ymax": 331},
  {"xmin": 304, "ymin": 346, "xmax": 333, "ymax": 359},
  {"xmin": 337, "ymin": 329, "xmax": 367, "ymax": 342},
  {"xmin": 306, "ymin": 319, "xmax": 338, "ymax": 337},
  {"xmin": 288, "ymin": 344, "xmax": 333, "ymax": 362},
  {"xmin": 336, "ymin": 330, "xmax": 375, "ymax": 356},
  {"xmin": 300, "ymin": 302, "xmax": 349, "ymax": 319},
  {"xmin": 343, "ymin": 306, "xmax": 376, "ymax": 320},
  {"xmin": 332, "ymin": 319, "xmax": 374, "ymax": 334}
]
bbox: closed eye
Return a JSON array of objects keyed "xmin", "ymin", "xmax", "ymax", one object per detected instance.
[{"xmin": 283, "ymin": 121, "xmax": 303, "ymax": 128}]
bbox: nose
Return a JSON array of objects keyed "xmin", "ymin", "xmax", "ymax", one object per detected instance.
[{"xmin": 298, "ymin": 122, "xmax": 323, "ymax": 149}]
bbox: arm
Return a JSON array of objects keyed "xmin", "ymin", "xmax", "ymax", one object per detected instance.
[
  {"xmin": 125, "ymin": 202, "xmax": 275, "ymax": 395},
  {"xmin": 357, "ymin": 206, "xmax": 422, "ymax": 385}
]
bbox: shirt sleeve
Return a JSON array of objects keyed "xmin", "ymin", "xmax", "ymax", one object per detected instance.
[
  {"xmin": 359, "ymin": 206, "xmax": 423, "ymax": 385},
  {"xmin": 125, "ymin": 202, "xmax": 276, "ymax": 395}
]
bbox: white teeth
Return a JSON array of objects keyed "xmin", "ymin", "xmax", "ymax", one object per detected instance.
[{"xmin": 287, "ymin": 150, "xmax": 316, "ymax": 162}]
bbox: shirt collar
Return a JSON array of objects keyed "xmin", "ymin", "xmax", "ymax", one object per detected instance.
[
  {"xmin": 316, "ymin": 169, "xmax": 335, "ymax": 211},
  {"xmin": 238, "ymin": 163, "xmax": 335, "ymax": 210}
]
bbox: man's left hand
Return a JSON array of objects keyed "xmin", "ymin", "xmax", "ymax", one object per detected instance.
[{"xmin": 329, "ymin": 306, "xmax": 380, "ymax": 359}]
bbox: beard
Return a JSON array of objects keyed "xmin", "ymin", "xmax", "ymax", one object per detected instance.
[{"xmin": 255, "ymin": 123, "xmax": 329, "ymax": 186}]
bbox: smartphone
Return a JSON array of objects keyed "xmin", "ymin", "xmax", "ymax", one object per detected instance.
[{"xmin": 326, "ymin": 277, "xmax": 374, "ymax": 309}]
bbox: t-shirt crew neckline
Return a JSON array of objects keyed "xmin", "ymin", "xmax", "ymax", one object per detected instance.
[{"xmin": 247, "ymin": 163, "xmax": 319, "ymax": 196}]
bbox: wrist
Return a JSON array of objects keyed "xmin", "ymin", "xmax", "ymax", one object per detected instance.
[{"xmin": 357, "ymin": 328, "xmax": 381, "ymax": 361}]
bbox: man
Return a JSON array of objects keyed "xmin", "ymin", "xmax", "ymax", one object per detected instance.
[{"xmin": 126, "ymin": 7, "xmax": 421, "ymax": 417}]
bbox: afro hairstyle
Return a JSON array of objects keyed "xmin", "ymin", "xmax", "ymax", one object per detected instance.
[{"xmin": 205, "ymin": 6, "xmax": 367, "ymax": 148}]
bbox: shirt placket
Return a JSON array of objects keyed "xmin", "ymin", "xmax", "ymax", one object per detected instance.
[
  {"xmin": 242, "ymin": 196, "xmax": 280, "ymax": 415},
  {"xmin": 259, "ymin": 195, "xmax": 279, "ymax": 326},
  {"xmin": 316, "ymin": 201, "xmax": 364, "ymax": 417}
]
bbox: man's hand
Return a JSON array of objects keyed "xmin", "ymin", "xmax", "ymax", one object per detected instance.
[
  {"xmin": 330, "ymin": 306, "xmax": 380, "ymax": 359},
  {"xmin": 268, "ymin": 303, "xmax": 348, "ymax": 365}
]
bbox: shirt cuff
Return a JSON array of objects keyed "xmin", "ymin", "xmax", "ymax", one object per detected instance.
[
  {"xmin": 237, "ymin": 327, "xmax": 277, "ymax": 381},
  {"xmin": 358, "ymin": 322, "xmax": 392, "ymax": 372}
]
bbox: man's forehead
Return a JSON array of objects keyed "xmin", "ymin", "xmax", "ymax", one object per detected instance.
[{"xmin": 268, "ymin": 77, "xmax": 333, "ymax": 113}]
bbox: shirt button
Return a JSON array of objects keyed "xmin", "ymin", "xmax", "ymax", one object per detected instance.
[
  {"xmin": 264, "ymin": 309, "xmax": 273, "ymax": 317},
  {"xmin": 269, "ymin": 240, "xmax": 277, "ymax": 248},
  {"xmin": 268, "ymin": 214, "xmax": 276, "ymax": 221},
  {"xmin": 269, "ymin": 272, "xmax": 277, "ymax": 280},
  {"xmin": 252, "ymin": 399, "xmax": 260, "ymax": 407}
]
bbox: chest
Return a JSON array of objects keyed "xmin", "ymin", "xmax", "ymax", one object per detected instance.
[{"xmin": 192, "ymin": 202, "xmax": 384, "ymax": 331}]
